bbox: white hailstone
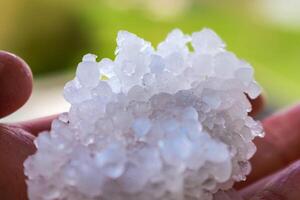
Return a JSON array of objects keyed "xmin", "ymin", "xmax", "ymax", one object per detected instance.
[
  {"xmin": 213, "ymin": 52, "xmax": 239, "ymax": 78},
  {"xmin": 191, "ymin": 54, "xmax": 214, "ymax": 77},
  {"xmin": 234, "ymin": 61, "xmax": 254, "ymax": 84},
  {"xmin": 95, "ymin": 143, "xmax": 126, "ymax": 179},
  {"xmin": 142, "ymin": 73, "xmax": 155, "ymax": 86},
  {"xmin": 132, "ymin": 117, "xmax": 152, "ymax": 138},
  {"xmin": 192, "ymin": 28, "xmax": 226, "ymax": 54},
  {"xmin": 149, "ymin": 54, "xmax": 165, "ymax": 74},
  {"xmin": 99, "ymin": 58, "xmax": 115, "ymax": 78},
  {"xmin": 25, "ymin": 28, "xmax": 264, "ymax": 200},
  {"xmin": 164, "ymin": 52, "xmax": 185, "ymax": 74},
  {"xmin": 157, "ymin": 29, "xmax": 190, "ymax": 57},
  {"xmin": 246, "ymin": 81, "xmax": 261, "ymax": 99},
  {"xmin": 76, "ymin": 54, "xmax": 100, "ymax": 87},
  {"xmin": 182, "ymin": 106, "xmax": 198, "ymax": 121}
]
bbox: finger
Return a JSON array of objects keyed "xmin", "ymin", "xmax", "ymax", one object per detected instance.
[
  {"xmin": 214, "ymin": 189, "xmax": 244, "ymax": 200},
  {"xmin": 237, "ymin": 104, "xmax": 300, "ymax": 188},
  {"xmin": 0, "ymin": 124, "xmax": 35, "ymax": 200},
  {"xmin": 15, "ymin": 114, "xmax": 58, "ymax": 136},
  {"xmin": 240, "ymin": 160, "xmax": 300, "ymax": 200},
  {"xmin": 0, "ymin": 51, "xmax": 33, "ymax": 118},
  {"xmin": 248, "ymin": 94, "xmax": 265, "ymax": 117}
]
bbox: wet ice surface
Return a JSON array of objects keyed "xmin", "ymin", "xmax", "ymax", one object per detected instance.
[{"xmin": 24, "ymin": 28, "xmax": 264, "ymax": 200}]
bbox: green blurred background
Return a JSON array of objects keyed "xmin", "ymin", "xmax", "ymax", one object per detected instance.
[{"xmin": 2, "ymin": 0, "xmax": 300, "ymax": 121}]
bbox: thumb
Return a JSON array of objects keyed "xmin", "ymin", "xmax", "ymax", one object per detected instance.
[
  {"xmin": 0, "ymin": 51, "xmax": 32, "ymax": 118},
  {"xmin": 0, "ymin": 124, "xmax": 35, "ymax": 200},
  {"xmin": 240, "ymin": 160, "xmax": 300, "ymax": 200}
]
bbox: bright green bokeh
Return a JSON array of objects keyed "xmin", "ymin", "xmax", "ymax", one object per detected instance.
[{"xmin": 1, "ymin": 0, "xmax": 300, "ymax": 107}]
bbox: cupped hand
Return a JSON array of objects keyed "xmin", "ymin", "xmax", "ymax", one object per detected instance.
[{"xmin": 0, "ymin": 51, "xmax": 299, "ymax": 200}]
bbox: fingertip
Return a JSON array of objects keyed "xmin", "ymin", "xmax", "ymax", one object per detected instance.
[
  {"xmin": 237, "ymin": 104, "xmax": 300, "ymax": 188},
  {"xmin": 262, "ymin": 104, "xmax": 300, "ymax": 162},
  {"xmin": 0, "ymin": 51, "xmax": 33, "ymax": 118},
  {"xmin": 17, "ymin": 114, "xmax": 58, "ymax": 136},
  {"xmin": 240, "ymin": 160, "xmax": 300, "ymax": 200}
]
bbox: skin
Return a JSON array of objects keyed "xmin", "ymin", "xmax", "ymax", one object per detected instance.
[{"xmin": 0, "ymin": 51, "xmax": 299, "ymax": 200}]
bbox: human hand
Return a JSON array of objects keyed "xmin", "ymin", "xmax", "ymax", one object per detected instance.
[
  {"xmin": 237, "ymin": 103, "xmax": 300, "ymax": 199},
  {"xmin": 0, "ymin": 51, "xmax": 55, "ymax": 199},
  {"xmin": 0, "ymin": 51, "xmax": 299, "ymax": 200}
]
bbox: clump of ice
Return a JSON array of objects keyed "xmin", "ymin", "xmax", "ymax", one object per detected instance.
[{"xmin": 24, "ymin": 28, "xmax": 264, "ymax": 200}]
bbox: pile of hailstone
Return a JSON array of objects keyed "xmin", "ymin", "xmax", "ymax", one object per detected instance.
[{"xmin": 24, "ymin": 28, "xmax": 264, "ymax": 200}]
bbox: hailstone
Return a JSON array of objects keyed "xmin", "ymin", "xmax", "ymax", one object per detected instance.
[{"xmin": 24, "ymin": 28, "xmax": 264, "ymax": 200}]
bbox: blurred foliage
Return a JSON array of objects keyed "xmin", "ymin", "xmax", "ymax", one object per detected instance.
[
  {"xmin": 1, "ymin": 0, "xmax": 96, "ymax": 74},
  {"xmin": 1, "ymin": 0, "xmax": 300, "ymax": 106}
]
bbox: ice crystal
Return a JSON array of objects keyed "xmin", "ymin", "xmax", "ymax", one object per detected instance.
[{"xmin": 24, "ymin": 28, "xmax": 264, "ymax": 200}]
